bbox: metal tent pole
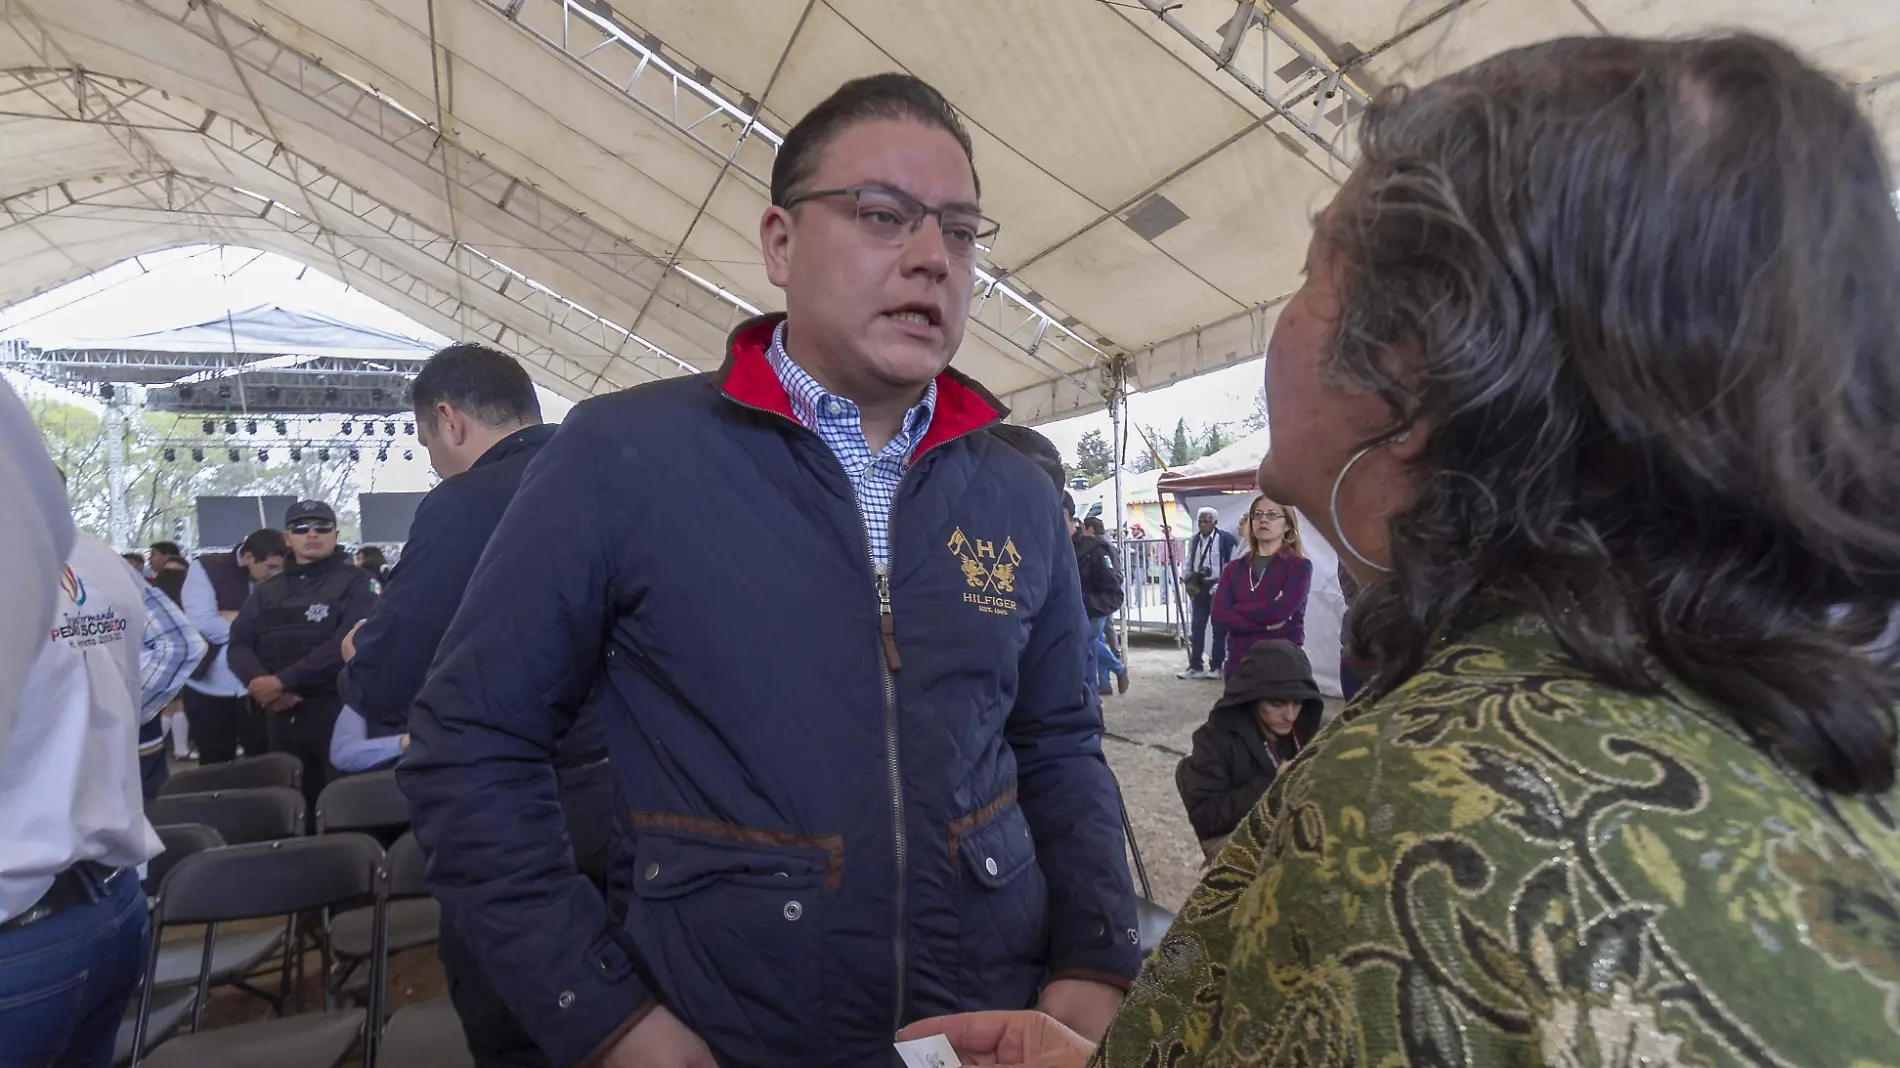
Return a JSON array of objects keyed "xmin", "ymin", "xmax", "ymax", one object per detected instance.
[
  {"xmin": 1108, "ymin": 358, "xmax": 1129, "ymax": 650},
  {"xmin": 103, "ymin": 396, "xmax": 131, "ymax": 549}
]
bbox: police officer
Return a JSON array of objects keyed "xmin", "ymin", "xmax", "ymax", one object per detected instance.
[{"xmin": 228, "ymin": 500, "xmax": 376, "ymax": 811}]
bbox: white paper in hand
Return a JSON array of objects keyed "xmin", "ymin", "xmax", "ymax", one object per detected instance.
[{"xmin": 894, "ymin": 1033, "xmax": 963, "ymax": 1068}]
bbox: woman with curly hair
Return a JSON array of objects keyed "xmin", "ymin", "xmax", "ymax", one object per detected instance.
[{"xmin": 906, "ymin": 31, "xmax": 1900, "ymax": 1068}]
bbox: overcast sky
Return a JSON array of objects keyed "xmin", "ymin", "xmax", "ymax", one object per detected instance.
[{"xmin": 4, "ymin": 245, "xmax": 1269, "ymax": 477}]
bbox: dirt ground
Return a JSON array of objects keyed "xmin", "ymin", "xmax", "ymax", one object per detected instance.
[{"xmin": 1101, "ymin": 634, "xmax": 1224, "ymax": 913}]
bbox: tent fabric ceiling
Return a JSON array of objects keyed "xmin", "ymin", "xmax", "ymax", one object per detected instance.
[{"xmin": 3, "ymin": 0, "xmax": 1897, "ymax": 423}]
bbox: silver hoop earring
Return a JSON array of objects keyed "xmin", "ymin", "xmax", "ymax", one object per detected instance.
[{"xmin": 1330, "ymin": 437, "xmax": 1402, "ymax": 574}]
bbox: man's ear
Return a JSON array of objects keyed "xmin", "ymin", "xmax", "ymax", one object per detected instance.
[{"xmin": 761, "ymin": 205, "xmax": 795, "ymax": 288}]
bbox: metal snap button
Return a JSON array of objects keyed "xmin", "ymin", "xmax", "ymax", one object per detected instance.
[
  {"xmin": 557, "ymin": 991, "xmax": 575, "ymax": 1009},
  {"xmin": 644, "ymin": 862, "xmax": 660, "ymax": 881},
  {"xmin": 984, "ymin": 856, "xmax": 999, "ymax": 877},
  {"xmin": 783, "ymin": 900, "xmax": 803, "ymax": 921}
]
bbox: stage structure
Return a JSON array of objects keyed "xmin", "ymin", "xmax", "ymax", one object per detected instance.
[{"xmin": 2, "ymin": 303, "xmax": 433, "ymax": 546}]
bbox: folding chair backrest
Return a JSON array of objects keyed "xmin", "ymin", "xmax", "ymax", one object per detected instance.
[
  {"xmin": 143, "ymin": 823, "xmax": 226, "ymax": 896},
  {"xmin": 314, "ymin": 769, "xmax": 409, "ymax": 834},
  {"xmin": 387, "ymin": 831, "xmax": 429, "ymax": 899},
  {"xmin": 153, "ymin": 833, "xmax": 386, "ymax": 926},
  {"xmin": 145, "ymin": 786, "xmax": 305, "ymax": 845},
  {"xmin": 157, "ymin": 752, "xmax": 303, "ymax": 797}
]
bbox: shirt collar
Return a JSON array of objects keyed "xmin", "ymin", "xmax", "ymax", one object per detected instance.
[
  {"xmin": 764, "ymin": 322, "xmax": 937, "ymax": 454},
  {"xmin": 470, "ymin": 423, "xmax": 557, "ymax": 472}
]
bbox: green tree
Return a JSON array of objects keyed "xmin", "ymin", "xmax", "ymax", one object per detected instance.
[
  {"xmin": 1169, "ymin": 418, "xmax": 1194, "ymax": 467},
  {"xmin": 29, "ymin": 398, "xmax": 369, "ymax": 547},
  {"xmin": 1071, "ymin": 428, "xmax": 1113, "ymax": 484},
  {"xmin": 1205, "ymin": 423, "xmax": 1226, "ymax": 456}
]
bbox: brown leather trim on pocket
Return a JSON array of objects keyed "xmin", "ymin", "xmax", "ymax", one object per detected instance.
[
  {"xmin": 945, "ymin": 786, "xmax": 1019, "ymax": 868},
  {"xmin": 627, "ymin": 812, "xmax": 845, "ymax": 893}
]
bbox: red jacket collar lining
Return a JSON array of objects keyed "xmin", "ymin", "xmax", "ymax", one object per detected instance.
[{"xmin": 718, "ymin": 315, "xmax": 1004, "ymax": 462}]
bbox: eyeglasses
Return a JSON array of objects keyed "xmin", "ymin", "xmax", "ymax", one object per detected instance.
[
  {"xmin": 1250, "ymin": 511, "xmax": 1286, "ymax": 522},
  {"xmin": 288, "ymin": 522, "xmax": 335, "ymax": 535},
  {"xmin": 780, "ymin": 186, "xmax": 1000, "ymax": 261}
]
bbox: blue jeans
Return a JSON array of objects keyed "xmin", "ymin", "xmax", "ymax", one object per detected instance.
[
  {"xmin": 1188, "ymin": 594, "xmax": 1227, "ymax": 673},
  {"xmin": 0, "ymin": 868, "xmax": 148, "ymax": 1068},
  {"xmin": 1092, "ymin": 616, "xmax": 1124, "ymax": 691}
]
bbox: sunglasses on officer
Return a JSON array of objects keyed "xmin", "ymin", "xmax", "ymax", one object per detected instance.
[{"xmin": 288, "ymin": 521, "xmax": 335, "ymax": 535}]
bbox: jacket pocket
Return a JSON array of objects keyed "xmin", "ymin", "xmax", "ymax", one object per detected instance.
[
  {"xmin": 624, "ymin": 814, "xmax": 836, "ymax": 1056},
  {"xmin": 951, "ymin": 796, "xmax": 1047, "ymax": 1008}
]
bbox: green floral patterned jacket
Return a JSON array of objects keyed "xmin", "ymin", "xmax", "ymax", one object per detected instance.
[{"xmin": 1097, "ymin": 609, "xmax": 1900, "ymax": 1068}]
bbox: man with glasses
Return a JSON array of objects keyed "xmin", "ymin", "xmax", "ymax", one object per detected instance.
[
  {"xmin": 400, "ymin": 73, "xmax": 1139, "ymax": 1068},
  {"xmin": 228, "ymin": 500, "xmax": 376, "ymax": 811}
]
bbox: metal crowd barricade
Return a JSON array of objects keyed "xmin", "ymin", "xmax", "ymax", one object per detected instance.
[{"xmin": 1115, "ymin": 537, "xmax": 1189, "ymax": 637}]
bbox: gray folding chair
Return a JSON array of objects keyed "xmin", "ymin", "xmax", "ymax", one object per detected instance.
[
  {"xmin": 142, "ymin": 823, "xmax": 225, "ymax": 898},
  {"xmin": 114, "ymin": 824, "xmax": 227, "ymax": 1065},
  {"xmin": 313, "ymin": 770, "xmax": 408, "ymax": 838},
  {"xmin": 366, "ymin": 832, "xmax": 473, "ymax": 1067},
  {"xmin": 334, "ymin": 831, "xmax": 438, "ymax": 1006},
  {"xmin": 133, "ymin": 834, "xmax": 389, "ymax": 1068},
  {"xmin": 141, "ymin": 794, "xmax": 305, "ymax": 1011},
  {"xmin": 145, "ymin": 786, "xmax": 305, "ymax": 846},
  {"xmin": 159, "ymin": 752, "xmax": 303, "ymax": 797}
]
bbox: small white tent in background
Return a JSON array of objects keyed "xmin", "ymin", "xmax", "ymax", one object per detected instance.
[{"xmin": 1157, "ymin": 429, "xmax": 1346, "ymax": 700}]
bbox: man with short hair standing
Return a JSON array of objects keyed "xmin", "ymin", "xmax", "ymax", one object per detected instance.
[
  {"xmin": 228, "ymin": 502, "xmax": 375, "ymax": 809},
  {"xmin": 341, "ymin": 341, "xmax": 614, "ymax": 1067},
  {"xmin": 401, "ymin": 72, "xmax": 1139, "ymax": 1068},
  {"xmin": 179, "ymin": 528, "xmax": 286, "ymax": 765},
  {"xmin": 1179, "ymin": 507, "xmax": 1238, "ymax": 679}
]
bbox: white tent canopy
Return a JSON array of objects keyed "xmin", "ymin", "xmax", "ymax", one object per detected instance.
[
  {"xmin": 2, "ymin": 0, "xmax": 1896, "ymax": 421},
  {"xmin": 36, "ymin": 303, "xmax": 434, "ymax": 361}
]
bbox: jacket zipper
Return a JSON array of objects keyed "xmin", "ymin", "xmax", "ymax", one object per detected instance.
[
  {"xmin": 867, "ymin": 471, "xmax": 910, "ymax": 1034},
  {"xmin": 721, "ymin": 389, "xmax": 915, "ymax": 1030}
]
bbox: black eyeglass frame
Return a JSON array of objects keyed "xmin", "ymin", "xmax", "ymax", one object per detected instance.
[{"xmin": 779, "ymin": 185, "xmax": 1000, "ymax": 257}]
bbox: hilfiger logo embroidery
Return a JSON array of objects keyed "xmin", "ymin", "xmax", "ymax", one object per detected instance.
[{"xmin": 948, "ymin": 528, "xmax": 1021, "ymax": 616}]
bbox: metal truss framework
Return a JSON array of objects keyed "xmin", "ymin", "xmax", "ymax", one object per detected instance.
[
  {"xmin": 0, "ymin": 66, "xmax": 711, "ymax": 394},
  {"xmin": 1134, "ymin": 0, "xmax": 1372, "ymax": 169},
  {"xmin": 484, "ymin": 0, "xmax": 1105, "ymax": 385},
  {"xmin": 150, "ymin": 0, "xmax": 757, "ymax": 363}
]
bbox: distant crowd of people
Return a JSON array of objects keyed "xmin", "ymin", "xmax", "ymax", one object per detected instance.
[{"xmin": 6, "ymin": 33, "xmax": 1899, "ymax": 1068}]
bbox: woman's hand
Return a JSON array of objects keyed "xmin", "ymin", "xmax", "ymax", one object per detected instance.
[{"xmin": 898, "ymin": 1010, "xmax": 1096, "ymax": 1068}]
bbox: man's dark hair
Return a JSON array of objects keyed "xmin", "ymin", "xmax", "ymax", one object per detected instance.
[
  {"xmin": 121, "ymin": 552, "xmax": 144, "ymax": 569},
  {"xmin": 986, "ymin": 424, "xmax": 1065, "ymax": 493},
  {"xmin": 149, "ymin": 540, "xmax": 181, "ymax": 558},
  {"xmin": 239, "ymin": 527, "xmax": 287, "ymax": 562},
  {"xmin": 412, "ymin": 343, "xmax": 542, "ymax": 430},
  {"xmin": 772, "ymin": 73, "xmax": 978, "ymax": 208},
  {"xmin": 1062, "ymin": 492, "xmax": 1076, "ymax": 520},
  {"xmin": 1082, "ymin": 516, "xmax": 1107, "ymax": 537},
  {"xmin": 1332, "ymin": 34, "xmax": 1900, "ymax": 794}
]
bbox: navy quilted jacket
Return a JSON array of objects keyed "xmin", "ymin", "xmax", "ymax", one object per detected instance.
[{"xmin": 398, "ymin": 315, "xmax": 1140, "ymax": 1067}]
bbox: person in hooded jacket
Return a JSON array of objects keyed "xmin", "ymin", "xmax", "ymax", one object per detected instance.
[{"xmin": 1173, "ymin": 639, "xmax": 1323, "ymax": 862}]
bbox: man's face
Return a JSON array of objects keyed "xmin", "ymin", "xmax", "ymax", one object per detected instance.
[
  {"xmin": 241, "ymin": 553, "xmax": 285, "ymax": 583},
  {"xmin": 764, "ymin": 119, "xmax": 979, "ymax": 397},
  {"xmin": 286, "ymin": 519, "xmax": 337, "ymax": 564},
  {"xmin": 1198, "ymin": 515, "xmax": 1215, "ymax": 535}
]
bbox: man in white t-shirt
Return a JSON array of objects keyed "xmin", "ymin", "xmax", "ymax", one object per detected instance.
[{"xmin": 0, "ymin": 531, "xmax": 166, "ymax": 1067}]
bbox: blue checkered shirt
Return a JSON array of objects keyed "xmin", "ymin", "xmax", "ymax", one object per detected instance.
[{"xmin": 765, "ymin": 323, "xmax": 936, "ymax": 571}]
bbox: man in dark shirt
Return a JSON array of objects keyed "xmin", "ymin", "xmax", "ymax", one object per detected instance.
[
  {"xmin": 339, "ymin": 342, "xmax": 613, "ymax": 1068},
  {"xmin": 227, "ymin": 500, "xmax": 376, "ymax": 811}
]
